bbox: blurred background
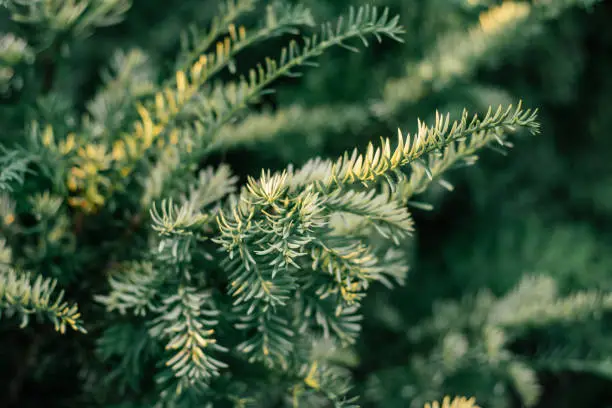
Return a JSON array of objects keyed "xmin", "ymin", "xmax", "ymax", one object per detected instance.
[{"xmin": 3, "ymin": 0, "xmax": 612, "ymax": 407}]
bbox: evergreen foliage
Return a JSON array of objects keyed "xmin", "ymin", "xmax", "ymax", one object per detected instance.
[{"xmin": 1, "ymin": 0, "xmax": 611, "ymax": 407}]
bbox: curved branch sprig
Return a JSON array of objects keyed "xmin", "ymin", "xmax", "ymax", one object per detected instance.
[
  {"xmin": 175, "ymin": 0, "xmax": 258, "ymax": 70},
  {"xmin": 175, "ymin": 1, "xmax": 314, "ymax": 79},
  {"xmin": 203, "ymin": 4, "xmax": 405, "ymax": 154},
  {"xmin": 0, "ymin": 269, "xmax": 86, "ymax": 333},
  {"xmin": 286, "ymin": 102, "xmax": 538, "ymax": 192}
]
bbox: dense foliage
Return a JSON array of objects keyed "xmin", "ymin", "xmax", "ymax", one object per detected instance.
[{"xmin": 1, "ymin": 0, "xmax": 612, "ymax": 407}]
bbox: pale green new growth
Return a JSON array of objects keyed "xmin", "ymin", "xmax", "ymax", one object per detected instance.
[
  {"xmin": 0, "ymin": 32, "xmax": 33, "ymax": 92},
  {"xmin": 149, "ymin": 284, "xmax": 228, "ymax": 397},
  {"xmin": 395, "ymin": 103, "xmax": 539, "ymax": 207},
  {"xmin": 151, "ymin": 199, "xmax": 213, "ymax": 237},
  {"xmin": 94, "ymin": 262, "xmax": 160, "ymax": 316},
  {"xmin": 0, "ymin": 268, "xmax": 86, "ymax": 333},
  {"xmin": 0, "ymin": 32, "xmax": 32, "ymax": 65},
  {"xmin": 0, "ymin": 145, "xmax": 34, "ymax": 192},
  {"xmin": 6, "ymin": 0, "xmax": 131, "ymax": 37},
  {"xmin": 148, "ymin": 164, "xmax": 238, "ymax": 233},
  {"xmin": 288, "ymin": 102, "xmax": 538, "ymax": 192}
]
